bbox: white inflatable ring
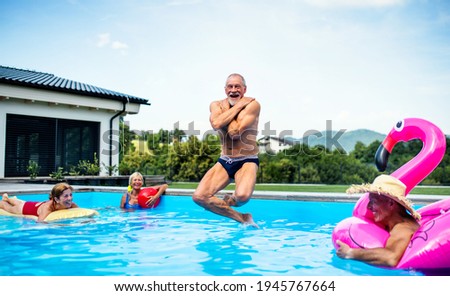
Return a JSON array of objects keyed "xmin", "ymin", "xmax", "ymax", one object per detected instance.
[{"xmin": 0, "ymin": 205, "xmax": 98, "ymax": 222}]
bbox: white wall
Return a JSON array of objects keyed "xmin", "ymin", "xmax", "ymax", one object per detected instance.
[
  {"xmin": 0, "ymin": 84, "xmax": 142, "ymax": 177},
  {"xmin": 0, "ymin": 111, "xmax": 5, "ymax": 178}
]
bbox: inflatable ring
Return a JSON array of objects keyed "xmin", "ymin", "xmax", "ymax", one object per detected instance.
[
  {"xmin": 0, "ymin": 196, "xmax": 99, "ymax": 221},
  {"xmin": 332, "ymin": 118, "xmax": 450, "ymax": 270},
  {"xmin": 332, "ymin": 198, "xmax": 450, "ymax": 269},
  {"xmin": 0, "ymin": 207, "xmax": 99, "ymax": 222}
]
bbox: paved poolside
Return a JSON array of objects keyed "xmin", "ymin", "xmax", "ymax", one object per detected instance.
[{"xmin": 0, "ymin": 182, "xmax": 446, "ymax": 204}]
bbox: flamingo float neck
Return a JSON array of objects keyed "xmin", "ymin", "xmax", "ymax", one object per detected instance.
[{"xmin": 375, "ymin": 118, "xmax": 446, "ymax": 194}]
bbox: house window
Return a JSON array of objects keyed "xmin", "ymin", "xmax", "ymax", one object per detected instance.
[{"xmin": 5, "ymin": 114, "xmax": 99, "ymax": 177}]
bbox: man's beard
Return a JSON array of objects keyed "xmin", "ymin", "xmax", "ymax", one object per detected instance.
[
  {"xmin": 228, "ymin": 98, "xmax": 237, "ymax": 106},
  {"xmin": 228, "ymin": 92, "xmax": 240, "ymax": 106}
]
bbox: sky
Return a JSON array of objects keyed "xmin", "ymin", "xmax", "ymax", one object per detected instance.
[{"xmin": 1, "ymin": 0, "xmax": 450, "ymax": 139}]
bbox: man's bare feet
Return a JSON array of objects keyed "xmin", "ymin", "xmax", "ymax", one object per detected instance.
[
  {"xmin": 242, "ymin": 213, "xmax": 258, "ymax": 228},
  {"xmin": 2, "ymin": 193, "xmax": 9, "ymax": 201}
]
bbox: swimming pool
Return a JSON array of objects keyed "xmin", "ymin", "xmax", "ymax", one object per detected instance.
[{"xmin": 0, "ymin": 192, "xmax": 425, "ymax": 276}]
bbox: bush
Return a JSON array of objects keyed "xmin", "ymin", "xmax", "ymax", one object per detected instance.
[
  {"xmin": 50, "ymin": 167, "xmax": 66, "ymax": 181},
  {"xmin": 27, "ymin": 160, "xmax": 40, "ymax": 179},
  {"xmin": 72, "ymin": 153, "xmax": 100, "ymax": 176}
]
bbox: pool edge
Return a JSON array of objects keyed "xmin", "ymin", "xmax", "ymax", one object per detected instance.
[{"xmin": 2, "ymin": 183, "xmax": 446, "ymax": 204}]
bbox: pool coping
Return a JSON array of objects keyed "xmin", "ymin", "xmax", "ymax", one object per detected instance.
[{"xmin": 1, "ymin": 183, "xmax": 446, "ymax": 204}]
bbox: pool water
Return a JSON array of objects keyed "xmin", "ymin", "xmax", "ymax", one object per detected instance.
[{"xmin": 0, "ymin": 192, "xmax": 424, "ymax": 276}]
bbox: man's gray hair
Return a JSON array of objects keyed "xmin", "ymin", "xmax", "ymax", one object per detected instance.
[{"xmin": 226, "ymin": 73, "xmax": 246, "ymax": 87}]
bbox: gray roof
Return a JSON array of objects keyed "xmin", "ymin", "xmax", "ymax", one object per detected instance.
[
  {"xmin": 0, "ymin": 65, "xmax": 149, "ymax": 105},
  {"xmin": 258, "ymin": 136, "xmax": 296, "ymax": 145}
]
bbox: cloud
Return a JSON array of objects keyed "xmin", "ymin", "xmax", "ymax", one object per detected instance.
[
  {"xmin": 96, "ymin": 33, "xmax": 110, "ymax": 47},
  {"xmin": 338, "ymin": 110, "xmax": 350, "ymax": 120},
  {"xmin": 304, "ymin": 0, "xmax": 405, "ymax": 8},
  {"xmin": 111, "ymin": 41, "xmax": 129, "ymax": 50},
  {"xmin": 96, "ymin": 33, "xmax": 129, "ymax": 53}
]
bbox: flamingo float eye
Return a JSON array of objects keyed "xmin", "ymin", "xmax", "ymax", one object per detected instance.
[{"xmin": 394, "ymin": 120, "xmax": 404, "ymax": 132}]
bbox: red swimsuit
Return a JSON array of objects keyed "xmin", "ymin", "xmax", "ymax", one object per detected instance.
[{"xmin": 22, "ymin": 201, "xmax": 44, "ymax": 216}]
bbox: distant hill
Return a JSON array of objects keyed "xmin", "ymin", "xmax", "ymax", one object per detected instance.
[{"xmin": 285, "ymin": 129, "xmax": 386, "ymax": 153}]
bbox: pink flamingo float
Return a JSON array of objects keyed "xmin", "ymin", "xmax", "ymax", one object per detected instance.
[{"xmin": 332, "ymin": 118, "xmax": 450, "ymax": 270}]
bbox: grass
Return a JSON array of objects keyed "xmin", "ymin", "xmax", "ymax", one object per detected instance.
[{"xmin": 169, "ymin": 182, "xmax": 450, "ymax": 196}]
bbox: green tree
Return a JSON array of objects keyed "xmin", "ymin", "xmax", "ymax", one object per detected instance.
[
  {"xmin": 351, "ymin": 140, "xmax": 381, "ymax": 164},
  {"xmin": 167, "ymin": 136, "xmax": 219, "ymax": 181},
  {"xmin": 271, "ymin": 158, "xmax": 296, "ymax": 183},
  {"xmin": 300, "ymin": 165, "xmax": 321, "ymax": 183},
  {"xmin": 119, "ymin": 126, "xmax": 449, "ymax": 186},
  {"xmin": 119, "ymin": 119, "xmax": 136, "ymax": 163}
]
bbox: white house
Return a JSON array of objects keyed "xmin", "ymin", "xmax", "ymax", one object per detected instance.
[
  {"xmin": 258, "ymin": 136, "xmax": 294, "ymax": 154},
  {"xmin": 0, "ymin": 66, "xmax": 150, "ymax": 178}
]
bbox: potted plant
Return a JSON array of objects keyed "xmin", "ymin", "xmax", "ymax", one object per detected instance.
[
  {"xmin": 27, "ymin": 160, "xmax": 40, "ymax": 180},
  {"xmin": 49, "ymin": 167, "xmax": 67, "ymax": 183}
]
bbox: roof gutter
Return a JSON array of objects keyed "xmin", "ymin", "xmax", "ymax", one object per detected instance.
[{"xmin": 109, "ymin": 98, "xmax": 128, "ymax": 175}]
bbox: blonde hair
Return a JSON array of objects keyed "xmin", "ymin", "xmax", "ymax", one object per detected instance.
[{"xmin": 129, "ymin": 172, "xmax": 144, "ymax": 186}]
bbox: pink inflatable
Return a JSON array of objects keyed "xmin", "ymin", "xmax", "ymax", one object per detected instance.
[{"xmin": 332, "ymin": 118, "xmax": 450, "ymax": 270}]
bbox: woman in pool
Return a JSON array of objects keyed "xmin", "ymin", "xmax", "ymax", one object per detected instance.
[
  {"xmin": 120, "ymin": 171, "xmax": 168, "ymax": 209},
  {"xmin": 0, "ymin": 182, "xmax": 79, "ymax": 222}
]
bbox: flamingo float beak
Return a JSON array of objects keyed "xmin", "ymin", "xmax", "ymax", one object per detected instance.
[
  {"xmin": 375, "ymin": 144, "xmax": 390, "ymax": 172},
  {"xmin": 375, "ymin": 134, "xmax": 396, "ymax": 172}
]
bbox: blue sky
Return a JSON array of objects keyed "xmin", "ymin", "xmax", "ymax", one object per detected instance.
[{"xmin": 1, "ymin": 0, "xmax": 450, "ymax": 137}]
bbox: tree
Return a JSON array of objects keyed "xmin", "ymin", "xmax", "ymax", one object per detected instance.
[
  {"xmin": 119, "ymin": 127, "xmax": 449, "ymax": 186},
  {"xmin": 351, "ymin": 140, "xmax": 381, "ymax": 164},
  {"xmin": 119, "ymin": 119, "xmax": 136, "ymax": 163},
  {"xmin": 167, "ymin": 136, "xmax": 219, "ymax": 181}
]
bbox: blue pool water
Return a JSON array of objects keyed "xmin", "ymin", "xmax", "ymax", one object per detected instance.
[{"xmin": 0, "ymin": 192, "xmax": 425, "ymax": 276}]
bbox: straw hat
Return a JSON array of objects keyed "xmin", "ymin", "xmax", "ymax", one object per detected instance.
[{"xmin": 346, "ymin": 174, "xmax": 421, "ymax": 220}]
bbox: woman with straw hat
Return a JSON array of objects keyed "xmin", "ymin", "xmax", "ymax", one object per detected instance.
[{"xmin": 335, "ymin": 174, "xmax": 420, "ymax": 267}]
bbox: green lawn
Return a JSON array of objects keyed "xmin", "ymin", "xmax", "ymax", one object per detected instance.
[{"xmin": 169, "ymin": 182, "xmax": 450, "ymax": 196}]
